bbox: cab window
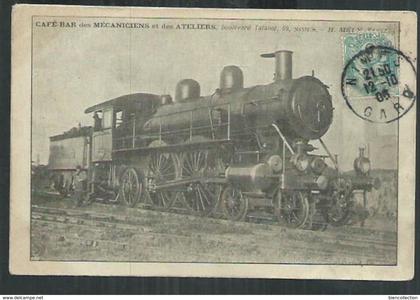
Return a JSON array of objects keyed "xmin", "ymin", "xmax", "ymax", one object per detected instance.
[
  {"xmin": 103, "ymin": 109, "xmax": 113, "ymax": 129},
  {"xmin": 114, "ymin": 110, "xmax": 123, "ymax": 128},
  {"xmin": 93, "ymin": 111, "xmax": 103, "ymax": 131}
]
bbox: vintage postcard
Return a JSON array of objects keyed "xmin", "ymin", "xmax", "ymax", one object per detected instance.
[{"xmin": 10, "ymin": 5, "xmax": 416, "ymax": 279}]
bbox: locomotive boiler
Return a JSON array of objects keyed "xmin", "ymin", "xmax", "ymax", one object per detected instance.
[{"xmin": 47, "ymin": 50, "xmax": 379, "ymax": 229}]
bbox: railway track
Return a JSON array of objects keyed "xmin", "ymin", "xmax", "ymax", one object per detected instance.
[
  {"xmin": 31, "ymin": 203, "xmax": 397, "ymax": 263},
  {"xmin": 32, "ymin": 190, "xmax": 392, "ymax": 235},
  {"xmin": 32, "ymin": 203, "xmax": 395, "ymax": 239}
]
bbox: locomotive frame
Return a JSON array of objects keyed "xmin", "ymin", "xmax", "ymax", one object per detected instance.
[{"xmin": 47, "ymin": 50, "xmax": 380, "ymax": 230}]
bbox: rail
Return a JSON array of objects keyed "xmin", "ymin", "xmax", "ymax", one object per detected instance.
[
  {"xmin": 319, "ymin": 138, "xmax": 339, "ymax": 171},
  {"xmin": 113, "ymin": 95, "xmax": 288, "ymax": 152},
  {"xmin": 113, "ymin": 96, "xmax": 284, "ymax": 151},
  {"xmin": 271, "ymin": 123, "xmax": 295, "ymax": 190},
  {"xmin": 113, "ymin": 102, "xmax": 232, "ymax": 151}
]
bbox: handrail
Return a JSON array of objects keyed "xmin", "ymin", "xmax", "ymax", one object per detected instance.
[
  {"xmin": 227, "ymin": 103, "xmax": 231, "ymax": 140},
  {"xmin": 208, "ymin": 109, "xmax": 215, "ymax": 139},
  {"xmin": 132, "ymin": 117, "xmax": 136, "ymax": 148},
  {"xmin": 271, "ymin": 123, "xmax": 293, "ymax": 190},
  {"xmin": 319, "ymin": 138, "xmax": 339, "ymax": 171},
  {"xmin": 115, "ymin": 99, "xmax": 287, "ymax": 150},
  {"xmin": 271, "ymin": 123, "xmax": 295, "ymax": 155},
  {"xmin": 113, "ymin": 121, "xmax": 231, "ymax": 143},
  {"xmin": 148, "ymin": 101, "xmax": 231, "ymax": 120},
  {"xmin": 113, "ymin": 104, "xmax": 232, "ymax": 150},
  {"xmin": 142, "ymin": 97, "xmax": 276, "ymax": 120}
]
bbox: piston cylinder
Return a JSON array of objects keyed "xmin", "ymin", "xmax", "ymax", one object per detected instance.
[{"xmin": 225, "ymin": 163, "xmax": 273, "ymax": 191}]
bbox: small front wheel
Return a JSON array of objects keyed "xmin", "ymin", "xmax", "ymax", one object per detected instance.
[
  {"xmin": 220, "ymin": 185, "xmax": 248, "ymax": 221},
  {"xmin": 275, "ymin": 191, "xmax": 311, "ymax": 229}
]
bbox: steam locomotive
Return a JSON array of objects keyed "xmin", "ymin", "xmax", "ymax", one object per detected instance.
[{"xmin": 47, "ymin": 50, "xmax": 379, "ymax": 229}]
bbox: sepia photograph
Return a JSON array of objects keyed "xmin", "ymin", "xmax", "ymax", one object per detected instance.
[{"xmin": 10, "ymin": 5, "xmax": 416, "ymax": 279}]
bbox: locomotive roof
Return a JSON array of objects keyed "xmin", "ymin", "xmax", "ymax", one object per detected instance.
[
  {"xmin": 84, "ymin": 93, "xmax": 161, "ymax": 113},
  {"xmin": 50, "ymin": 126, "xmax": 92, "ymax": 141}
]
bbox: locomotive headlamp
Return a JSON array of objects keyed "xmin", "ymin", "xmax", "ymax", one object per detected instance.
[
  {"xmin": 293, "ymin": 154, "xmax": 310, "ymax": 172},
  {"xmin": 310, "ymin": 157, "xmax": 327, "ymax": 175},
  {"xmin": 354, "ymin": 157, "xmax": 371, "ymax": 175},
  {"xmin": 353, "ymin": 147, "xmax": 371, "ymax": 175},
  {"xmin": 359, "ymin": 158, "xmax": 371, "ymax": 174}
]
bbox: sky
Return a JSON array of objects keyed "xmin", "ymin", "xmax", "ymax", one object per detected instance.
[{"xmin": 32, "ymin": 16, "xmax": 399, "ymax": 170}]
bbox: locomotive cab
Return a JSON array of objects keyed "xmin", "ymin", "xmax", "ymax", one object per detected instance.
[
  {"xmin": 82, "ymin": 93, "xmax": 162, "ymax": 200},
  {"xmin": 87, "ymin": 106, "xmax": 113, "ymax": 162},
  {"xmin": 85, "ymin": 93, "xmax": 162, "ymax": 156}
]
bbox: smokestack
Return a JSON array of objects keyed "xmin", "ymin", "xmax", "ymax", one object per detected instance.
[
  {"xmin": 275, "ymin": 50, "xmax": 293, "ymax": 81},
  {"xmin": 261, "ymin": 50, "xmax": 293, "ymax": 81}
]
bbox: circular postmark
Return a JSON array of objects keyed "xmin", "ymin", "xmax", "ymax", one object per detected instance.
[{"xmin": 341, "ymin": 45, "xmax": 416, "ymax": 123}]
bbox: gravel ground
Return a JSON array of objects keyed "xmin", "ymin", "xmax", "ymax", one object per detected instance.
[{"xmin": 31, "ymin": 192, "xmax": 397, "ymax": 265}]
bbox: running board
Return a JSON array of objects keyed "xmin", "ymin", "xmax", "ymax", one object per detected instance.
[
  {"xmin": 153, "ymin": 176, "xmax": 226, "ymax": 190},
  {"xmin": 113, "ymin": 139, "xmax": 233, "ymax": 156}
]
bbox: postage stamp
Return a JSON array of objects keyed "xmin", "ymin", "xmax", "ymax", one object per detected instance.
[
  {"xmin": 342, "ymin": 33, "xmax": 416, "ymax": 123},
  {"xmin": 9, "ymin": 5, "xmax": 417, "ymax": 280}
]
